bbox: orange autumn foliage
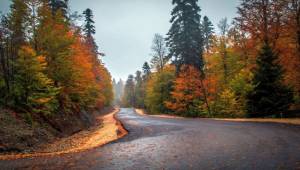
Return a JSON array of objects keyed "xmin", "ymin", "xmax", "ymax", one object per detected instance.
[
  {"xmin": 66, "ymin": 34, "xmax": 113, "ymax": 108},
  {"xmin": 165, "ymin": 65, "xmax": 204, "ymax": 116},
  {"xmin": 94, "ymin": 63, "xmax": 113, "ymax": 109},
  {"xmin": 70, "ymin": 36, "xmax": 96, "ymax": 91}
]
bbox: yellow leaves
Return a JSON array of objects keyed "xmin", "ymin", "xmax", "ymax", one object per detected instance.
[
  {"xmin": 217, "ymin": 88, "xmax": 245, "ymax": 117},
  {"xmin": 32, "ymin": 97, "xmax": 53, "ymax": 104},
  {"xmin": 19, "ymin": 46, "xmax": 35, "ymax": 57},
  {"xmin": 145, "ymin": 65, "xmax": 176, "ymax": 113}
]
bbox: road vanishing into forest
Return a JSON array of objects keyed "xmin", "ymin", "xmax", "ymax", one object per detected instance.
[{"xmin": 1, "ymin": 108, "xmax": 300, "ymax": 170}]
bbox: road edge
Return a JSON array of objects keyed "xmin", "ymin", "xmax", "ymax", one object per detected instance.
[
  {"xmin": 213, "ymin": 118, "xmax": 300, "ymax": 126},
  {"xmin": 135, "ymin": 108, "xmax": 300, "ymax": 126},
  {"xmin": 134, "ymin": 108, "xmax": 184, "ymax": 119}
]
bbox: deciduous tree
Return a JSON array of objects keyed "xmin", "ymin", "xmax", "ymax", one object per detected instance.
[
  {"xmin": 165, "ymin": 65, "xmax": 205, "ymax": 117},
  {"xmin": 150, "ymin": 34, "xmax": 169, "ymax": 72}
]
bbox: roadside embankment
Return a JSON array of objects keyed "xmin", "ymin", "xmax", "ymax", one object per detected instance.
[{"xmin": 0, "ymin": 108, "xmax": 127, "ymax": 160}]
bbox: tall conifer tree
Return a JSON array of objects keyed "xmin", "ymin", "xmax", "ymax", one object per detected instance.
[
  {"xmin": 48, "ymin": 0, "xmax": 69, "ymax": 18},
  {"xmin": 83, "ymin": 8, "xmax": 97, "ymax": 53},
  {"xmin": 247, "ymin": 43, "xmax": 293, "ymax": 117},
  {"xmin": 142, "ymin": 62, "xmax": 151, "ymax": 80},
  {"xmin": 202, "ymin": 16, "xmax": 214, "ymax": 53},
  {"xmin": 166, "ymin": 0, "xmax": 204, "ymax": 72}
]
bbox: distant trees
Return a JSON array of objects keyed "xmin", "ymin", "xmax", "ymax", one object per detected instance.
[
  {"xmin": 142, "ymin": 62, "xmax": 151, "ymax": 80},
  {"xmin": 113, "ymin": 79, "xmax": 124, "ymax": 106},
  {"xmin": 150, "ymin": 34, "xmax": 168, "ymax": 72},
  {"xmin": 122, "ymin": 75, "xmax": 135, "ymax": 107},
  {"xmin": 121, "ymin": 62, "xmax": 152, "ymax": 108},
  {"xmin": 134, "ymin": 71, "xmax": 145, "ymax": 108}
]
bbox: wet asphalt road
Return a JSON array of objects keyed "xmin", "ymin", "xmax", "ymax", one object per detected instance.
[{"xmin": 1, "ymin": 108, "xmax": 300, "ymax": 170}]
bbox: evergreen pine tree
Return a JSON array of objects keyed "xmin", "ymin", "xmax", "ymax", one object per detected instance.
[
  {"xmin": 247, "ymin": 43, "xmax": 293, "ymax": 117},
  {"xmin": 48, "ymin": 0, "xmax": 69, "ymax": 18},
  {"xmin": 9, "ymin": 0, "xmax": 28, "ymax": 47},
  {"xmin": 83, "ymin": 8, "xmax": 95, "ymax": 38},
  {"xmin": 166, "ymin": 0, "xmax": 204, "ymax": 72},
  {"xmin": 202, "ymin": 16, "xmax": 214, "ymax": 53},
  {"xmin": 122, "ymin": 75, "xmax": 135, "ymax": 107},
  {"xmin": 142, "ymin": 62, "xmax": 151, "ymax": 80},
  {"xmin": 83, "ymin": 8, "xmax": 98, "ymax": 53},
  {"xmin": 135, "ymin": 70, "xmax": 144, "ymax": 108}
]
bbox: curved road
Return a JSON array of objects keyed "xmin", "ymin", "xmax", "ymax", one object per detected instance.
[{"xmin": 1, "ymin": 108, "xmax": 300, "ymax": 170}]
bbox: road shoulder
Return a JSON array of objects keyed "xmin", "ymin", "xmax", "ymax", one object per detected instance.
[
  {"xmin": 135, "ymin": 108, "xmax": 300, "ymax": 126},
  {"xmin": 213, "ymin": 118, "xmax": 300, "ymax": 125},
  {"xmin": 135, "ymin": 108, "xmax": 184, "ymax": 119}
]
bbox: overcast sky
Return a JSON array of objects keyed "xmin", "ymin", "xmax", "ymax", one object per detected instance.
[{"xmin": 0, "ymin": 0, "xmax": 240, "ymax": 81}]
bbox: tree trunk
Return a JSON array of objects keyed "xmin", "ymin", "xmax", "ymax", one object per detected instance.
[{"xmin": 200, "ymin": 77, "xmax": 211, "ymax": 117}]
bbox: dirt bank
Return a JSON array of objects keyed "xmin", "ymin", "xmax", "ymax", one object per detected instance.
[{"xmin": 0, "ymin": 108, "xmax": 127, "ymax": 160}]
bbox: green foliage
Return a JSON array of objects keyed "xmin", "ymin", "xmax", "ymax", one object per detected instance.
[
  {"xmin": 145, "ymin": 66, "xmax": 176, "ymax": 114},
  {"xmin": 14, "ymin": 46, "xmax": 59, "ymax": 115},
  {"xmin": 247, "ymin": 43, "xmax": 294, "ymax": 117},
  {"xmin": 211, "ymin": 89, "xmax": 244, "ymax": 118},
  {"xmin": 48, "ymin": 0, "xmax": 69, "ymax": 18},
  {"xmin": 0, "ymin": 0, "xmax": 113, "ymax": 118},
  {"xmin": 83, "ymin": 8, "xmax": 95, "ymax": 37},
  {"xmin": 166, "ymin": 0, "xmax": 204, "ymax": 71},
  {"xmin": 134, "ymin": 71, "xmax": 145, "ymax": 108},
  {"xmin": 142, "ymin": 62, "xmax": 151, "ymax": 80},
  {"xmin": 202, "ymin": 16, "xmax": 214, "ymax": 52},
  {"xmin": 209, "ymin": 69, "xmax": 253, "ymax": 118},
  {"xmin": 8, "ymin": 0, "xmax": 28, "ymax": 46},
  {"xmin": 229, "ymin": 69, "xmax": 254, "ymax": 98},
  {"xmin": 83, "ymin": 8, "xmax": 98, "ymax": 53},
  {"xmin": 122, "ymin": 75, "xmax": 136, "ymax": 107},
  {"xmin": 37, "ymin": 14, "xmax": 74, "ymax": 88}
]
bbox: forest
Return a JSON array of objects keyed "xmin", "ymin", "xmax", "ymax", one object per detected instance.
[
  {"xmin": 0, "ymin": 0, "xmax": 113, "ymax": 151},
  {"xmin": 121, "ymin": 0, "xmax": 300, "ymax": 118}
]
